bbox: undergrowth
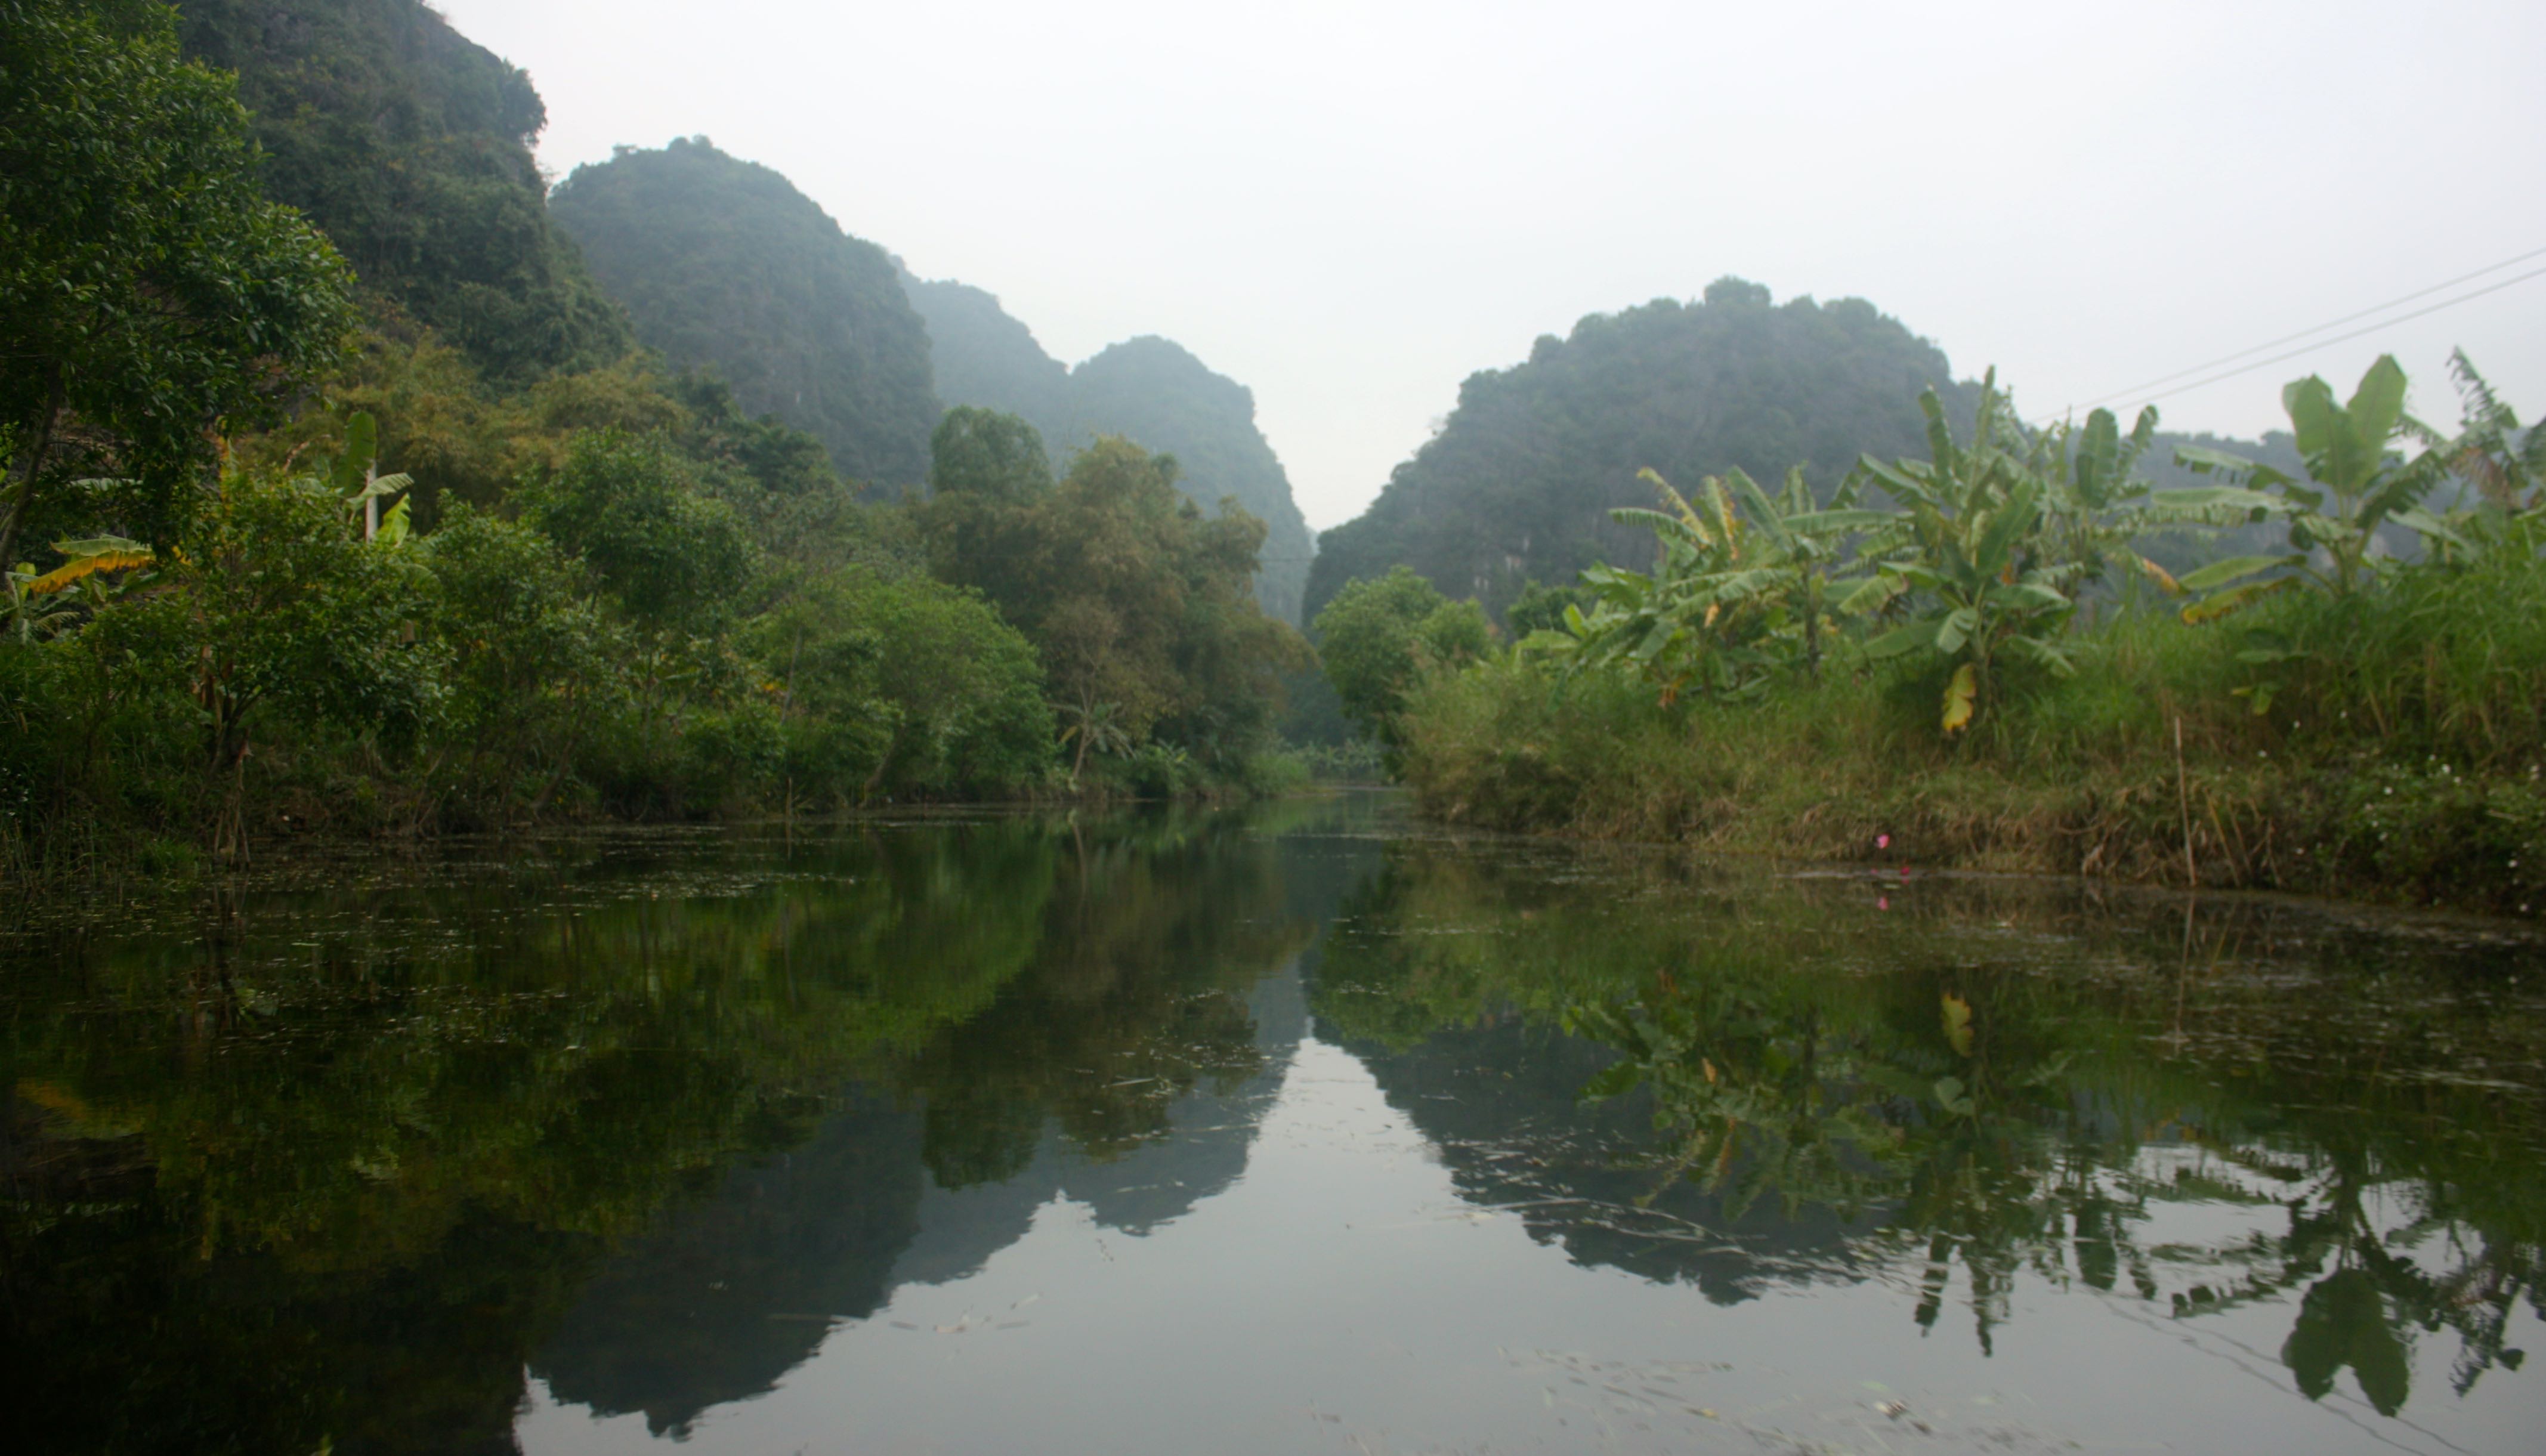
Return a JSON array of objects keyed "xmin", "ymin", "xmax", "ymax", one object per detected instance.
[{"xmin": 1398, "ymin": 555, "xmax": 2546, "ymax": 916}]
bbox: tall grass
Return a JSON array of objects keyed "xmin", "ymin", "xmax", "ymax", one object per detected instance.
[{"xmin": 1398, "ymin": 554, "xmax": 2546, "ymax": 915}]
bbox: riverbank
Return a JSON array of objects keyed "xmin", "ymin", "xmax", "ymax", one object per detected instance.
[{"xmin": 1395, "ymin": 557, "xmax": 2546, "ymax": 918}]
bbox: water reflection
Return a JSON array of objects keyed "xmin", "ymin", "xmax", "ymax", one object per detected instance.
[
  {"xmin": 3, "ymin": 802, "xmax": 2540, "ymax": 1454},
  {"xmin": 1314, "ymin": 842, "xmax": 2546, "ymax": 1416},
  {"xmin": 2, "ymin": 809, "xmax": 1326, "ymax": 1454}
]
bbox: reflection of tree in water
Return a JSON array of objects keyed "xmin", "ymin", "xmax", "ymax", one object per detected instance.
[
  {"xmin": 530, "ymin": 809, "xmax": 1325, "ymax": 1435},
  {"xmin": 2, "ymin": 821, "xmax": 1062, "ymax": 1455},
  {"xmin": 1314, "ymin": 843, "xmax": 2546, "ymax": 1415}
]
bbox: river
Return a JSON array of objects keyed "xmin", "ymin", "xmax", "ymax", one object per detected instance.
[{"xmin": 5, "ymin": 795, "xmax": 2540, "ymax": 1454}]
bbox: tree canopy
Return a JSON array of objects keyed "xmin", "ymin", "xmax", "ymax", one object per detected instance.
[
  {"xmin": 1305, "ymin": 278, "xmax": 1973, "ymax": 623},
  {"xmin": 551, "ymin": 138, "xmax": 938, "ymax": 491},
  {"xmin": 1309, "ymin": 565, "xmax": 1491, "ymax": 750},
  {"xmin": 916, "ymin": 421, "xmax": 1307, "ymax": 778},
  {"xmin": 175, "ymin": 0, "xmax": 632, "ymax": 387},
  {"xmin": 1, "ymin": 0, "xmax": 358, "ymax": 567},
  {"xmin": 902, "ymin": 275, "xmax": 1316, "ymax": 623}
]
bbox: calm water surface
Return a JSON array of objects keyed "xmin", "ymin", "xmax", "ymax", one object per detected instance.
[{"xmin": 5, "ymin": 795, "xmax": 2542, "ymax": 1454}]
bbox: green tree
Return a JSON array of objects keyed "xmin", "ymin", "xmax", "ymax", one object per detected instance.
[
  {"xmin": 919, "ymin": 406, "xmax": 1056, "ymax": 604},
  {"xmin": 915, "ymin": 429, "xmax": 1305, "ymax": 780},
  {"xmin": 523, "ymin": 429, "xmax": 752, "ymax": 636},
  {"xmin": 175, "ymin": 0, "xmax": 634, "ymax": 388},
  {"xmin": 1847, "ymin": 376, "xmax": 2100, "ymax": 731},
  {"xmin": 420, "ymin": 502, "xmax": 625, "ymax": 814},
  {"xmin": 1503, "ymin": 579, "xmax": 1595, "ymax": 638},
  {"xmin": 0, "ymin": 0, "xmax": 357, "ymax": 568},
  {"xmin": 1312, "ymin": 565, "xmax": 1491, "ymax": 748},
  {"xmin": 745, "ymin": 565, "xmax": 1050, "ymax": 802},
  {"xmin": 903, "ymin": 279, "xmax": 1318, "ymax": 623},
  {"xmin": 85, "ymin": 463, "xmax": 441, "ymax": 854}
]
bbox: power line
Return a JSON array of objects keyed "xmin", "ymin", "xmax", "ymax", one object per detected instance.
[
  {"xmin": 2101, "ymin": 263, "xmax": 2546, "ymax": 415},
  {"xmin": 2059, "ymin": 242, "xmax": 2546, "ymax": 416}
]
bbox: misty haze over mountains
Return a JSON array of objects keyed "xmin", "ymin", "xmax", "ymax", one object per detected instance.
[{"xmin": 172, "ymin": 0, "xmax": 2355, "ymax": 630}]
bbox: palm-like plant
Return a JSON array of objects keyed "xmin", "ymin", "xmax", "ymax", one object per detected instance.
[
  {"xmin": 1846, "ymin": 376, "xmax": 2092, "ymax": 732},
  {"xmin": 2174, "ymin": 355, "xmax": 2464, "ymax": 611},
  {"xmin": 1055, "ymin": 694, "xmax": 1132, "ymax": 789},
  {"xmin": 1549, "ymin": 466, "xmax": 1890, "ymax": 702},
  {"xmin": 2415, "ymin": 348, "xmax": 2542, "ymax": 512}
]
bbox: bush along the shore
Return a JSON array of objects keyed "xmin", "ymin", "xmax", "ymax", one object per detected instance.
[
  {"xmin": 1382, "ymin": 354, "xmax": 2546, "ymax": 916},
  {"xmin": 2, "ymin": 5, "xmax": 1315, "ymax": 881},
  {"xmin": 2, "ymin": 395, "xmax": 1317, "ymax": 879}
]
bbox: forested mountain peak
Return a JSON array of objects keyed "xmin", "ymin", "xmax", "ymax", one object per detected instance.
[
  {"xmin": 177, "ymin": 0, "xmax": 634, "ymax": 387},
  {"xmin": 902, "ymin": 277, "xmax": 1317, "ymax": 622},
  {"xmin": 1305, "ymin": 278, "xmax": 1973, "ymax": 622},
  {"xmin": 551, "ymin": 138, "xmax": 938, "ymax": 490}
]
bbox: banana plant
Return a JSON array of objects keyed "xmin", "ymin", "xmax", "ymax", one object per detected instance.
[
  {"xmin": 1844, "ymin": 376, "xmax": 2090, "ymax": 732},
  {"xmin": 2174, "ymin": 354, "xmax": 2461, "ymax": 613},
  {"xmin": 1055, "ymin": 694, "xmax": 1132, "ymax": 789},
  {"xmin": 4, "ymin": 534, "xmax": 155, "ymax": 642},
  {"xmin": 1717, "ymin": 464, "xmax": 1894, "ymax": 683},
  {"xmin": 311, "ymin": 410, "xmax": 414, "ymax": 545},
  {"xmin": 1554, "ymin": 471, "xmax": 1777, "ymax": 703}
]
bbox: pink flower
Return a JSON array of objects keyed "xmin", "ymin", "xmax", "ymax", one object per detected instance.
[
  {"xmin": 1878, "ymin": 896, "xmax": 1890, "ymax": 911},
  {"xmin": 1876, "ymin": 833, "xmax": 1891, "ymax": 851}
]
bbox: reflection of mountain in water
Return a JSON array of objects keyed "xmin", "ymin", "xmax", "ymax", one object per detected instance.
[
  {"xmin": 531, "ymin": 1093, "xmax": 925, "ymax": 1433},
  {"xmin": 1331, "ymin": 1017, "xmax": 1873, "ymax": 1306},
  {"xmin": 532, "ymin": 963, "xmax": 1311, "ymax": 1436}
]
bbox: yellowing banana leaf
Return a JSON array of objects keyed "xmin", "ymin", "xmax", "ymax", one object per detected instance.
[
  {"xmin": 28, "ymin": 539, "xmax": 155, "ymax": 595},
  {"xmin": 1941, "ymin": 662, "xmax": 1978, "ymax": 734}
]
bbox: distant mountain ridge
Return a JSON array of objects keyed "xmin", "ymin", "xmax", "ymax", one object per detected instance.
[
  {"xmin": 1306, "ymin": 279, "xmax": 1978, "ymax": 624},
  {"xmin": 903, "ymin": 276, "xmax": 1317, "ymax": 623}
]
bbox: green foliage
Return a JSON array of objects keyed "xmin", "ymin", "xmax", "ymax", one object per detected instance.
[
  {"xmin": 550, "ymin": 138, "xmax": 937, "ymax": 489},
  {"xmin": 2, "ymin": 7, "xmax": 1319, "ymax": 857},
  {"xmin": 1386, "ymin": 354, "xmax": 2546, "ymax": 911},
  {"xmin": 0, "ymin": 0, "xmax": 359, "ymax": 568},
  {"xmin": 1547, "ymin": 465, "xmax": 1889, "ymax": 703},
  {"xmin": 1394, "ymin": 541, "xmax": 2546, "ymax": 914},
  {"xmin": 1846, "ymin": 377, "xmax": 2094, "ymax": 727},
  {"xmin": 2174, "ymin": 354, "xmax": 2471, "ymax": 609},
  {"xmin": 2415, "ymin": 348, "xmax": 2545, "ymax": 512},
  {"xmin": 929, "ymin": 404, "xmax": 1055, "ymax": 505},
  {"xmin": 1311, "ymin": 565, "xmax": 1491, "ymax": 749},
  {"xmin": 522, "ymin": 429, "xmax": 751, "ymax": 636},
  {"xmin": 113, "ymin": 466, "xmax": 442, "ymax": 759},
  {"xmin": 1502, "ymin": 579, "xmax": 1595, "ymax": 638},
  {"xmin": 418, "ymin": 503, "xmax": 624, "ymax": 813},
  {"xmin": 903, "ymin": 280, "xmax": 1317, "ymax": 622},
  {"xmin": 920, "ymin": 406, "xmax": 1056, "ymax": 609},
  {"xmin": 1061, "ymin": 338, "xmax": 1318, "ymax": 622},
  {"xmin": 916, "ymin": 428, "xmax": 1309, "ymax": 783},
  {"xmin": 746, "ymin": 564, "xmax": 1051, "ymax": 801},
  {"xmin": 1305, "ymin": 278, "xmax": 1970, "ymax": 623},
  {"xmin": 174, "ymin": 0, "xmax": 633, "ymax": 386}
]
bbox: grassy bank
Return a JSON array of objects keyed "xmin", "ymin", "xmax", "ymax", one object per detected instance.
[{"xmin": 1398, "ymin": 550, "xmax": 2546, "ymax": 917}]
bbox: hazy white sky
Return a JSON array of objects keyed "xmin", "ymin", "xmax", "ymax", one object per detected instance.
[{"xmin": 439, "ymin": 0, "xmax": 2546, "ymax": 529}]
